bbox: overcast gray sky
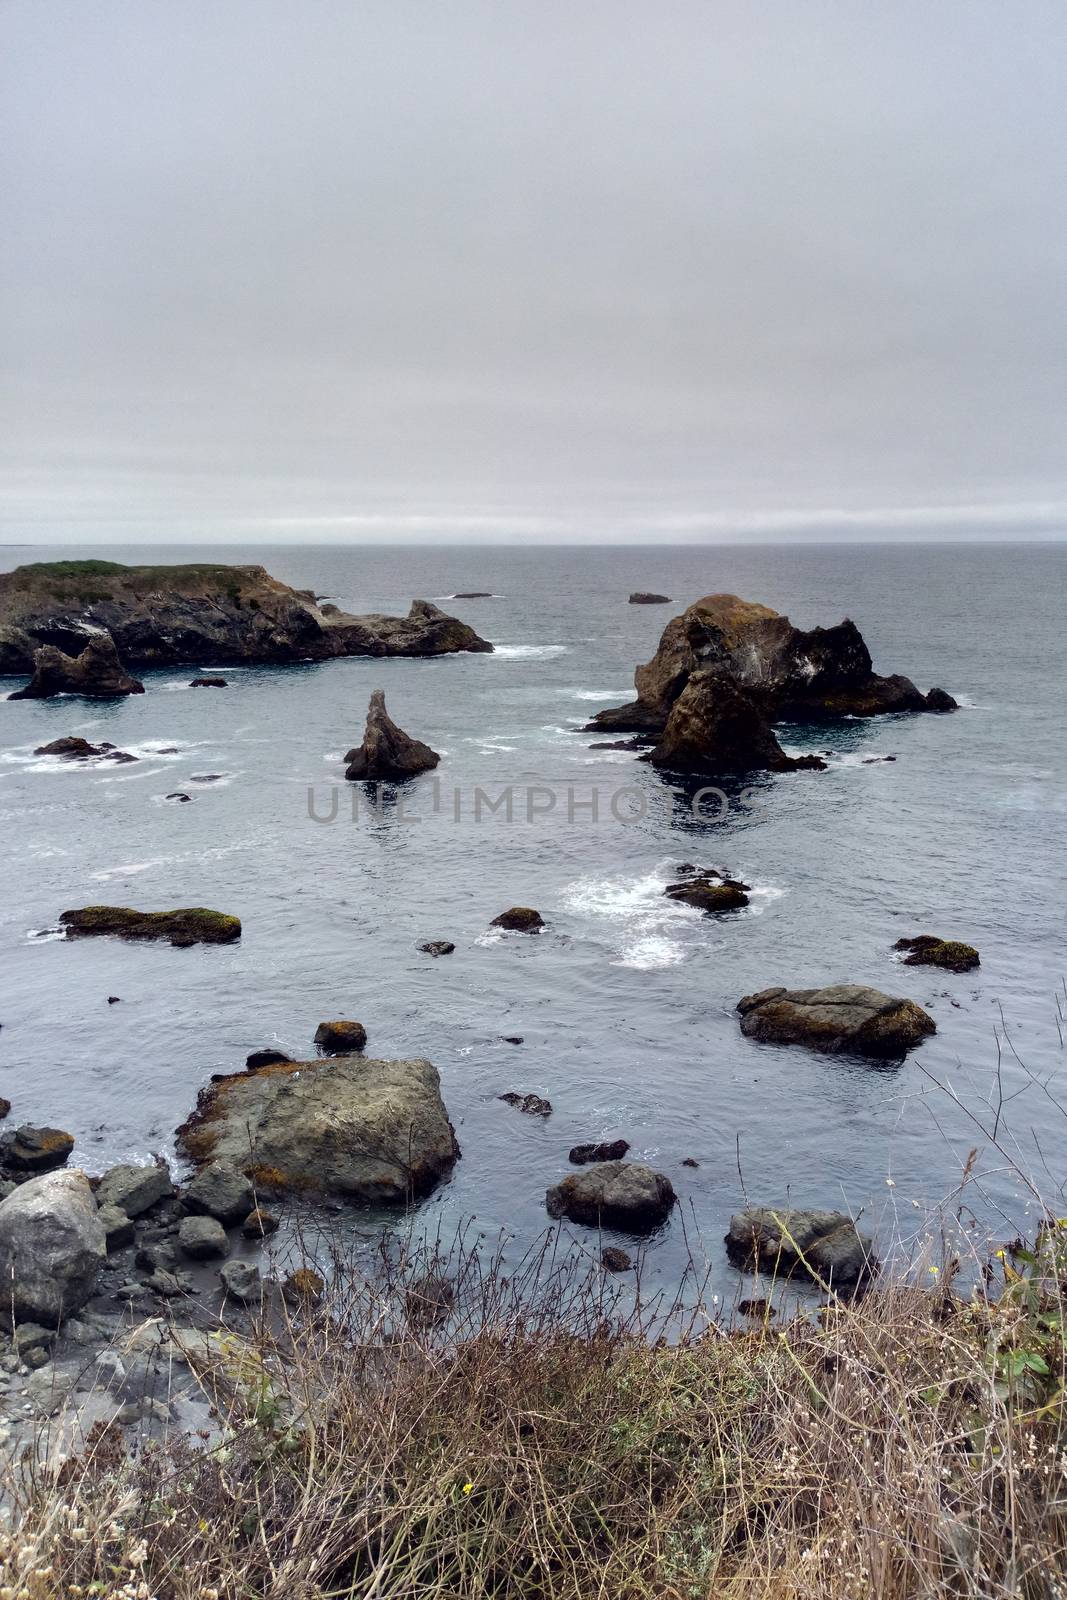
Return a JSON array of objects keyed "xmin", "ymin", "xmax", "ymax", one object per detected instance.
[{"xmin": 2, "ymin": 0, "xmax": 1066, "ymax": 545}]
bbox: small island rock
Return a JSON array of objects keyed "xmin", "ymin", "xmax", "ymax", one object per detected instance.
[
  {"xmin": 10, "ymin": 634, "xmax": 145, "ymax": 700},
  {"xmin": 190, "ymin": 676, "xmax": 228, "ymax": 687},
  {"xmin": 665, "ymin": 877, "xmax": 749, "ymax": 912},
  {"xmin": 33, "ymin": 736, "xmax": 137, "ymax": 763},
  {"xmin": 628, "ymin": 592, "xmax": 671, "ymax": 604},
  {"xmin": 344, "ymin": 689, "xmax": 440, "ymax": 780}
]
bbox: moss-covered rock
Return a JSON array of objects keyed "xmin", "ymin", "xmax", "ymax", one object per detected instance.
[
  {"xmin": 894, "ymin": 935, "xmax": 980, "ymax": 973},
  {"xmin": 60, "ymin": 906, "xmax": 241, "ymax": 947}
]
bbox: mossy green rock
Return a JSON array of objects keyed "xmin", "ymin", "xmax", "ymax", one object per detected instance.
[
  {"xmin": 60, "ymin": 906, "xmax": 241, "ymax": 947},
  {"xmin": 894, "ymin": 935, "xmax": 980, "ymax": 973}
]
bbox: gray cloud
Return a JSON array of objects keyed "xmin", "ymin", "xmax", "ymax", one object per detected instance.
[{"xmin": 2, "ymin": 0, "xmax": 1066, "ymax": 543}]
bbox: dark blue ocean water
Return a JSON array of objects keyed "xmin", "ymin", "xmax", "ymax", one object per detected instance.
[{"xmin": 1, "ymin": 542, "xmax": 1065, "ymax": 1295}]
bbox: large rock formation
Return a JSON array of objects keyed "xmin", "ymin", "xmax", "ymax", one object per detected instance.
[
  {"xmin": 737, "ymin": 984, "xmax": 936, "ymax": 1058},
  {"xmin": 344, "ymin": 690, "xmax": 440, "ymax": 780},
  {"xmin": 10, "ymin": 634, "xmax": 145, "ymax": 699},
  {"xmin": 725, "ymin": 1206, "xmax": 876, "ymax": 1287},
  {"xmin": 0, "ymin": 560, "xmax": 492, "ymax": 674},
  {"xmin": 586, "ymin": 593, "xmax": 956, "ymax": 776},
  {"xmin": 0, "ymin": 1170, "xmax": 106, "ymax": 1327},
  {"xmin": 177, "ymin": 1054, "xmax": 459, "ymax": 1203},
  {"xmin": 60, "ymin": 906, "xmax": 241, "ymax": 946}
]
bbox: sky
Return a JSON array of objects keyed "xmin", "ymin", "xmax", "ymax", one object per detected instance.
[{"xmin": 2, "ymin": 0, "xmax": 1066, "ymax": 546}]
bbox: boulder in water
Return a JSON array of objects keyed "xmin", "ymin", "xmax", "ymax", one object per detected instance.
[
  {"xmin": 177, "ymin": 1055, "xmax": 459, "ymax": 1204},
  {"xmin": 546, "ymin": 1161, "xmax": 676, "ymax": 1231},
  {"xmin": 629, "ymin": 592, "xmax": 671, "ymax": 604},
  {"xmin": 569, "ymin": 1138, "xmax": 630, "ymax": 1164},
  {"xmin": 664, "ymin": 877, "xmax": 749, "ymax": 912},
  {"xmin": 0, "ymin": 1125, "xmax": 75, "ymax": 1174},
  {"xmin": 314, "ymin": 1019, "xmax": 367, "ymax": 1055},
  {"xmin": 190, "ymin": 676, "xmax": 227, "ymax": 687},
  {"xmin": 10, "ymin": 634, "xmax": 145, "ymax": 699},
  {"xmin": 499, "ymin": 1091, "xmax": 552, "ymax": 1117},
  {"xmin": 725, "ymin": 1206, "xmax": 876, "ymax": 1287},
  {"xmin": 737, "ymin": 984, "xmax": 935, "ymax": 1058},
  {"xmin": 60, "ymin": 906, "xmax": 241, "ymax": 946},
  {"xmin": 33, "ymin": 736, "xmax": 137, "ymax": 763},
  {"xmin": 418, "ymin": 940, "xmax": 455, "ymax": 957},
  {"xmin": 344, "ymin": 689, "xmax": 440, "ymax": 780},
  {"xmin": 893, "ymin": 935, "xmax": 979, "ymax": 972},
  {"xmin": 491, "ymin": 907, "xmax": 545, "ymax": 933}
]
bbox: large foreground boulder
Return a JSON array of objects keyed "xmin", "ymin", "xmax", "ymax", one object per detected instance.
[
  {"xmin": 0, "ymin": 561, "xmax": 492, "ymax": 672},
  {"xmin": 725, "ymin": 1207, "xmax": 875, "ymax": 1287},
  {"xmin": 344, "ymin": 690, "xmax": 440, "ymax": 781},
  {"xmin": 546, "ymin": 1161, "xmax": 676, "ymax": 1232},
  {"xmin": 0, "ymin": 1170, "xmax": 106, "ymax": 1326},
  {"xmin": 587, "ymin": 593, "xmax": 956, "ymax": 774},
  {"xmin": 10, "ymin": 634, "xmax": 145, "ymax": 699},
  {"xmin": 738, "ymin": 984, "xmax": 935, "ymax": 1058},
  {"xmin": 60, "ymin": 906, "xmax": 241, "ymax": 946},
  {"xmin": 177, "ymin": 1055, "xmax": 459, "ymax": 1203}
]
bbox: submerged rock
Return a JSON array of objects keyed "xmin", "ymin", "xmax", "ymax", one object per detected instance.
[
  {"xmin": 177, "ymin": 1055, "xmax": 459, "ymax": 1204},
  {"xmin": 60, "ymin": 906, "xmax": 241, "ymax": 946},
  {"xmin": 314, "ymin": 1019, "xmax": 367, "ymax": 1055},
  {"xmin": 664, "ymin": 876, "xmax": 749, "ymax": 912},
  {"xmin": 0, "ymin": 1125, "xmax": 75, "ymax": 1174},
  {"xmin": 894, "ymin": 935, "xmax": 980, "ymax": 973},
  {"xmin": 499, "ymin": 1091, "xmax": 552, "ymax": 1117},
  {"xmin": 569, "ymin": 1139, "xmax": 630, "ymax": 1164},
  {"xmin": 33, "ymin": 736, "xmax": 137, "ymax": 763},
  {"xmin": 0, "ymin": 1170, "xmax": 106, "ymax": 1327},
  {"xmin": 0, "ymin": 561, "xmax": 492, "ymax": 672},
  {"xmin": 418, "ymin": 940, "xmax": 455, "ymax": 957},
  {"xmin": 725, "ymin": 1206, "xmax": 876, "ymax": 1287},
  {"xmin": 10, "ymin": 634, "xmax": 145, "ymax": 699},
  {"xmin": 453, "ymin": 591, "xmax": 493, "ymax": 599},
  {"xmin": 190, "ymin": 676, "xmax": 227, "ymax": 687},
  {"xmin": 546, "ymin": 1161, "xmax": 676, "ymax": 1232},
  {"xmin": 491, "ymin": 907, "xmax": 545, "ymax": 933},
  {"xmin": 629, "ymin": 592, "xmax": 671, "ymax": 604},
  {"xmin": 587, "ymin": 593, "xmax": 955, "ymax": 774},
  {"xmin": 601, "ymin": 1246, "xmax": 633, "ymax": 1271},
  {"xmin": 344, "ymin": 689, "xmax": 440, "ymax": 781},
  {"xmin": 737, "ymin": 984, "xmax": 936, "ymax": 1058}
]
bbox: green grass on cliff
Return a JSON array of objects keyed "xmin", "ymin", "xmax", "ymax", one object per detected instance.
[{"xmin": 3, "ymin": 559, "xmax": 265, "ymax": 604}]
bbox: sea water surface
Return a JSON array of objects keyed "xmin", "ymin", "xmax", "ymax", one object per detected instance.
[{"xmin": 1, "ymin": 542, "xmax": 1065, "ymax": 1295}]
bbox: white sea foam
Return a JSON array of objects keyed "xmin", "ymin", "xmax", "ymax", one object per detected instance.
[
  {"xmin": 91, "ymin": 859, "xmax": 169, "ymax": 881},
  {"xmin": 490, "ymin": 644, "xmax": 569, "ymax": 659},
  {"xmin": 562, "ymin": 688, "xmax": 634, "ymax": 702},
  {"xmin": 562, "ymin": 870, "xmax": 691, "ymax": 970}
]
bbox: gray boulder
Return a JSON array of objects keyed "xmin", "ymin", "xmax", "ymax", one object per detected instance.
[
  {"xmin": 0, "ymin": 1170, "xmax": 106, "ymax": 1327},
  {"xmin": 96, "ymin": 1162, "xmax": 174, "ymax": 1217},
  {"xmin": 220, "ymin": 1258, "xmax": 261, "ymax": 1302},
  {"xmin": 737, "ymin": 984, "xmax": 935, "ymax": 1058},
  {"xmin": 546, "ymin": 1161, "xmax": 676, "ymax": 1232},
  {"xmin": 183, "ymin": 1162, "xmax": 254, "ymax": 1225},
  {"xmin": 177, "ymin": 1056, "xmax": 459, "ymax": 1204},
  {"xmin": 178, "ymin": 1215, "xmax": 228, "ymax": 1260},
  {"xmin": 725, "ymin": 1207, "xmax": 876, "ymax": 1287},
  {"xmin": 98, "ymin": 1203, "xmax": 135, "ymax": 1251}
]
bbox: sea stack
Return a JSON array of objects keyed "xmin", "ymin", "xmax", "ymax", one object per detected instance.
[
  {"xmin": 344, "ymin": 690, "xmax": 440, "ymax": 781},
  {"xmin": 10, "ymin": 635, "xmax": 145, "ymax": 700}
]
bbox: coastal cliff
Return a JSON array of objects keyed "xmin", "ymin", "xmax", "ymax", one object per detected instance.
[{"xmin": 0, "ymin": 560, "xmax": 492, "ymax": 673}]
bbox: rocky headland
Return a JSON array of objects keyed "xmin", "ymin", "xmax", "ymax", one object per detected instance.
[
  {"xmin": 586, "ymin": 593, "xmax": 956, "ymax": 775},
  {"xmin": 0, "ymin": 559, "xmax": 492, "ymax": 676}
]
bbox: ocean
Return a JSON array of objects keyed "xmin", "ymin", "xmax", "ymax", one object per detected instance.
[{"xmin": 1, "ymin": 540, "xmax": 1065, "ymax": 1295}]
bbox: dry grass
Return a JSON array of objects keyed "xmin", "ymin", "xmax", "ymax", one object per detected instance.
[{"xmin": 1, "ymin": 1220, "xmax": 1065, "ymax": 1600}]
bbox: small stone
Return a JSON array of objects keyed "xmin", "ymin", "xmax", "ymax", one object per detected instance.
[
  {"xmin": 418, "ymin": 940, "xmax": 455, "ymax": 957},
  {"xmin": 241, "ymin": 1207, "xmax": 279, "ymax": 1240},
  {"xmin": 178, "ymin": 1215, "xmax": 228, "ymax": 1260},
  {"xmin": 313, "ymin": 1020, "xmax": 368, "ymax": 1055},
  {"xmin": 98, "ymin": 1203, "xmax": 135, "ymax": 1251},
  {"xmin": 601, "ymin": 1247, "xmax": 633, "ymax": 1272},
  {"xmin": 13, "ymin": 1323, "xmax": 53, "ymax": 1357},
  {"xmin": 184, "ymin": 1161, "xmax": 254, "ymax": 1224},
  {"xmin": 146, "ymin": 1268, "xmax": 189, "ymax": 1298},
  {"xmin": 681, "ymin": 1157, "xmax": 699, "ymax": 1168},
  {"xmin": 501, "ymin": 1035, "xmax": 524, "ymax": 1045},
  {"xmin": 136, "ymin": 1240, "xmax": 178, "ymax": 1274},
  {"xmin": 107, "ymin": 995, "xmax": 121, "ymax": 1004},
  {"xmin": 220, "ymin": 1259, "xmax": 261, "ymax": 1302}
]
